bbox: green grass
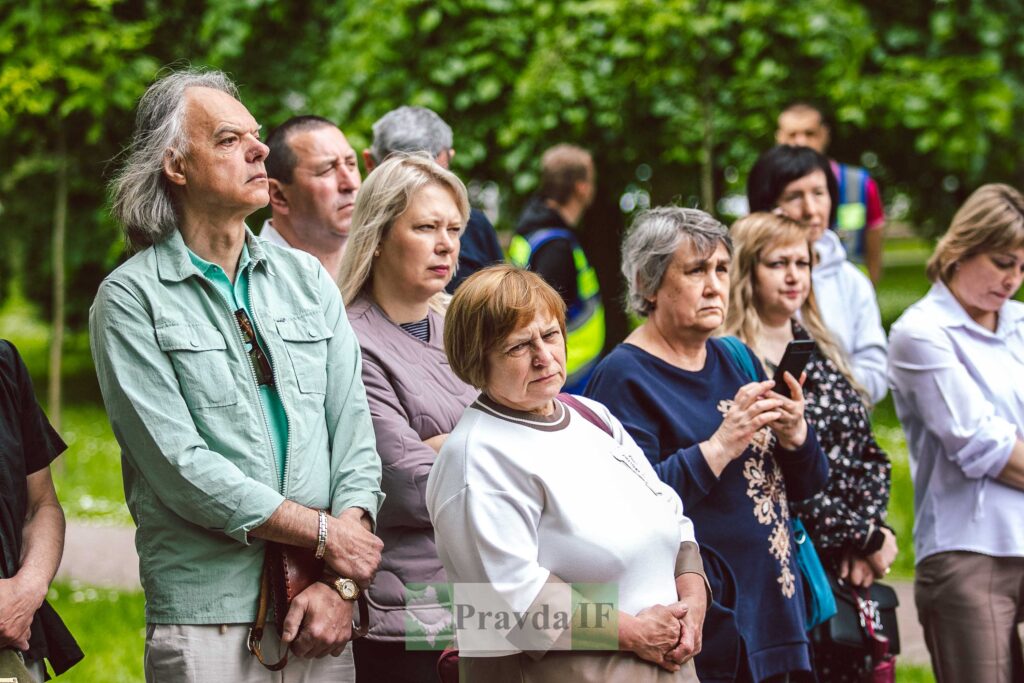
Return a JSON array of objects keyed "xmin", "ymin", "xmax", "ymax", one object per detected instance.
[
  {"xmin": 872, "ymin": 396, "xmax": 916, "ymax": 578},
  {"xmin": 54, "ymin": 404, "xmax": 131, "ymax": 524},
  {"xmin": 897, "ymin": 663, "xmax": 937, "ymax": 682},
  {"xmin": 47, "ymin": 582, "xmax": 145, "ymax": 682}
]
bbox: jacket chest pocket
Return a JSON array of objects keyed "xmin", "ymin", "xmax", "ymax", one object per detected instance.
[
  {"xmin": 156, "ymin": 323, "xmax": 238, "ymax": 409},
  {"xmin": 276, "ymin": 314, "xmax": 332, "ymax": 395}
]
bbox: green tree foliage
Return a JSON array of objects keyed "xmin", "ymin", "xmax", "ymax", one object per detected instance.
[
  {"xmin": 1, "ymin": 0, "xmax": 1021, "ymax": 342},
  {"xmin": 0, "ymin": 0, "xmax": 156, "ymax": 422}
]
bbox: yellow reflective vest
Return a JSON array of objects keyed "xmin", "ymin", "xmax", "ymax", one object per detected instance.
[{"xmin": 509, "ymin": 228, "xmax": 605, "ymax": 390}]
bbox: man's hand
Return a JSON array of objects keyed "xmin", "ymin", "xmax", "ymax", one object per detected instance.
[
  {"xmin": 0, "ymin": 575, "xmax": 46, "ymax": 650},
  {"xmin": 252, "ymin": 503, "xmax": 382, "ymax": 588},
  {"xmin": 324, "ymin": 508, "xmax": 383, "ymax": 588},
  {"xmin": 280, "ymin": 582, "xmax": 354, "ymax": 658}
]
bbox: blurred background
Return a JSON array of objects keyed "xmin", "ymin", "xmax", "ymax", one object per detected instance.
[{"xmin": 4, "ymin": 0, "xmax": 1023, "ymax": 679}]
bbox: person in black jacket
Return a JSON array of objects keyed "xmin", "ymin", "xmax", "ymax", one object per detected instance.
[{"xmin": 0, "ymin": 340, "xmax": 82, "ymax": 679}]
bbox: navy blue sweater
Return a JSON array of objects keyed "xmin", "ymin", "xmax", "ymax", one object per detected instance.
[{"xmin": 586, "ymin": 338, "xmax": 828, "ymax": 682}]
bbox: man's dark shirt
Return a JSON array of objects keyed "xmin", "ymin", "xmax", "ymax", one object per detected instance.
[
  {"xmin": 514, "ymin": 197, "xmax": 579, "ymax": 309},
  {"xmin": 0, "ymin": 340, "xmax": 81, "ymax": 672},
  {"xmin": 0, "ymin": 340, "xmax": 64, "ymax": 579},
  {"xmin": 447, "ymin": 208, "xmax": 505, "ymax": 293}
]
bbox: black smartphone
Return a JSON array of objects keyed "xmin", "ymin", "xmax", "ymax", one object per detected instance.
[{"xmin": 772, "ymin": 339, "xmax": 816, "ymax": 399}]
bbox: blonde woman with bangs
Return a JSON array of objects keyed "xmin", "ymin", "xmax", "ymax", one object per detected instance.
[
  {"xmin": 724, "ymin": 212, "xmax": 896, "ymax": 682},
  {"xmin": 337, "ymin": 154, "xmax": 478, "ymax": 681}
]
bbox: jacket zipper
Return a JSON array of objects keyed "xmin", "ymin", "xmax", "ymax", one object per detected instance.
[
  {"xmin": 205, "ymin": 275, "xmax": 284, "ymax": 496},
  {"xmin": 246, "ymin": 261, "xmax": 291, "ymax": 497}
]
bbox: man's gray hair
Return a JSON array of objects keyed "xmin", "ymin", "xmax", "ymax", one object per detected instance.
[
  {"xmin": 109, "ymin": 68, "xmax": 239, "ymax": 252},
  {"xmin": 621, "ymin": 207, "xmax": 732, "ymax": 317},
  {"xmin": 368, "ymin": 106, "xmax": 453, "ymax": 164}
]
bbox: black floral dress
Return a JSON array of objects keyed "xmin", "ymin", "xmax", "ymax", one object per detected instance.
[{"xmin": 782, "ymin": 322, "xmax": 892, "ymax": 682}]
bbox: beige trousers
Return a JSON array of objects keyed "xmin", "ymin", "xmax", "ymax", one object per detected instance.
[
  {"xmin": 915, "ymin": 551, "xmax": 1024, "ymax": 683},
  {"xmin": 460, "ymin": 651, "xmax": 700, "ymax": 683},
  {"xmin": 144, "ymin": 624, "xmax": 354, "ymax": 683}
]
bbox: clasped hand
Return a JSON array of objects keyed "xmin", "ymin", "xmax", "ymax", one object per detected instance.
[
  {"xmin": 324, "ymin": 509, "xmax": 383, "ymax": 589},
  {"xmin": 627, "ymin": 603, "xmax": 691, "ymax": 673}
]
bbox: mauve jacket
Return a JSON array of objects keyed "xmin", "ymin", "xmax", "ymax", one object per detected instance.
[{"xmin": 347, "ymin": 293, "xmax": 477, "ymax": 645}]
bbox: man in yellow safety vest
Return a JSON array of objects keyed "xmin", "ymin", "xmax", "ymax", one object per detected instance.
[{"xmin": 510, "ymin": 144, "xmax": 605, "ymax": 393}]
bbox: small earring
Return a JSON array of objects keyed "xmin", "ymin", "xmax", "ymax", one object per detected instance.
[{"xmin": 373, "ymin": 249, "xmax": 381, "ymax": 258}]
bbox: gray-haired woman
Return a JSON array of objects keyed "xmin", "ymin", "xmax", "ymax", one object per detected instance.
[{"xmin": 585, "ymin": 207, "xmax": 828, "ymax": 682}]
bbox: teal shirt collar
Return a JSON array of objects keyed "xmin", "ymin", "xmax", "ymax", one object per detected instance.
[{"xmin": 154, "ymin": 225, "xmax": 269, "ymax": 283}]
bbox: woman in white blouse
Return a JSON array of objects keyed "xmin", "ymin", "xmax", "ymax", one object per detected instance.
[{"xmin": 889, "ymin": 183, "xmax": 1024, "ymax": 683}]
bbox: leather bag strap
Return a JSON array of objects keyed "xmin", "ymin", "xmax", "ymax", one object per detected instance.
[
  {"xmin": 249, "ymin": 559, "xmax": 290, "ymax": 671},
  {"xmin": 248, "ymin": 555, "xmax": 372, "ymax": 671},
  {"xmin": 558, "ymin": 393, "xmax": 612, "ymax": 437}
]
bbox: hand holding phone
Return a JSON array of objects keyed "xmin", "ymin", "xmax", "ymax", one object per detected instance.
[{"xmin": 771, "ymin": 340, "xmax": 815, "ymax": 399}]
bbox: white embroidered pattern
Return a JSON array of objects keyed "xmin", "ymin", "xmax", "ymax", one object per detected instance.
[{"xmin": 718, "ymin": 399, "xmax": 796, "ymax": 599}]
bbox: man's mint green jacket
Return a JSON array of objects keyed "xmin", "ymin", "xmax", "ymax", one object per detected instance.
[{"xmin": 89, "ymin": 228, "xmax": 384, "ymax": 624}]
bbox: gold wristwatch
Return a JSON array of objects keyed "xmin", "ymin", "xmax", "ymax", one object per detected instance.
[{"xmin": 323, "ymin": 575, "xmax": 360, "ymax": 601}]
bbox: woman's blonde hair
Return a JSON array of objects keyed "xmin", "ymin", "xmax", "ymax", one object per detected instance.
[
  {"xmin": 444, "ymin": 265, "xmax": 566, "ymax": 389},
  {"xmin": 337, "ymin": 153, "xmax": 470, "ymax": 312},
  {"xmin": 724, "ymin": 212, "xmax": 869, "ymax": 403},
  {"xmin": 926, "ymin": 183, "xmax": 1024, "ymax": 284}
]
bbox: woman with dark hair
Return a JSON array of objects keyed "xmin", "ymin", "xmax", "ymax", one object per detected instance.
[{"xmin": 747, "ymin": 145, "xmax": 888, "ymax": 405}]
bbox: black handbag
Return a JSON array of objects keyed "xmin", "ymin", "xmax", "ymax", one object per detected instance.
[{"xmin": 813, "ymin": 573, "xmax": 900, "ymax": 655}]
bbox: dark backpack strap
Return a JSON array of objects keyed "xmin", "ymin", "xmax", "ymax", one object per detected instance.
[
  {"xmin": 558, "ymin": 393, "xmax": 613, "ymax": 437},
  {"xmin": 718, "ymin": 336, "xmax": 759, "ymax": 382}
]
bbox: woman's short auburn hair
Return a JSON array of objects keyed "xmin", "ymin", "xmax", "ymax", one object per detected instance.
[
  {"xmin": 444, "ymin": 265, "xmax": 567, "ymax": 388},
  {"xmin": 927, "ymin": 183, "xmax": 1024, "ymax": 284}
]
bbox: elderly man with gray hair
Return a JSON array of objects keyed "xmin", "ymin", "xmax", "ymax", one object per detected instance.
[
  {"xmin": 90, "ymin": 68, "xmax": 384, "ymax": 682},
  {"xmin": 363, "ymin": 105, "xmax": 504, "ymax": 292}
]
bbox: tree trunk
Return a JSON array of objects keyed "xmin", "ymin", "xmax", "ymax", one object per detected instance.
[
  {"xmin": 48, "ymin": 125, "xmax": 67, "ymax": 435},
  {"xmin": 699, "ymin": 77, "xmax": 715, "ymax": 213},
  {"xmin": 700, "ymin": 96, "xmax": 716, "ymax": 214},
  {"xmin": 698, "ymin": 0, "xmax": 715, "ymax": 214}
]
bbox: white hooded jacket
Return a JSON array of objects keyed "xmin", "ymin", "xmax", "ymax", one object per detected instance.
[{"xmin": 812, "ymin": 229, "xmax": 889, "ymax": 404}]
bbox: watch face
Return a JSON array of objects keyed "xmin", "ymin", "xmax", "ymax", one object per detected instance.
[{"xmin": 339, "ymin": 579, "xmax": 359, "ymax": 600}]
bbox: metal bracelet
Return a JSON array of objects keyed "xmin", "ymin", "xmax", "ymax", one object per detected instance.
[{"xmin": 315, "ymin": 509, "xmax": 328, "ymax": 560}]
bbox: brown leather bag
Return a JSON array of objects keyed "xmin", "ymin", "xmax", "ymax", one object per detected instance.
[{"xmin": 248, "ymin": 543, "xmax": 369, "ymax": 671}]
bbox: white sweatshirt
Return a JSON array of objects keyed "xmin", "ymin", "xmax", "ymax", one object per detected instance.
[{"xmin": 426, "ymin": 394, "xmax": 696, "ymax": 655}]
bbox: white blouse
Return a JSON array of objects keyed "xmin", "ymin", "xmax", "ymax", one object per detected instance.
[{"xmin": 888, "ymin": 281, "xmax": 1024, "ymax": 563}]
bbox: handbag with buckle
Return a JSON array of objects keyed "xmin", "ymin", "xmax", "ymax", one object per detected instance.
[
  {"xmin": 248, "ymin": 542, "xmax": 370, "ymax": 671},
  {"xmin": 812, "ymin": 574, "xmax": 899, "ymax": 682}
]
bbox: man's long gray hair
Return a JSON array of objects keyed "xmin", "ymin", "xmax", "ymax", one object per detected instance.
[{"xmin": 109, "ymin": 68, "xmax": 239, "ymax": 252}]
